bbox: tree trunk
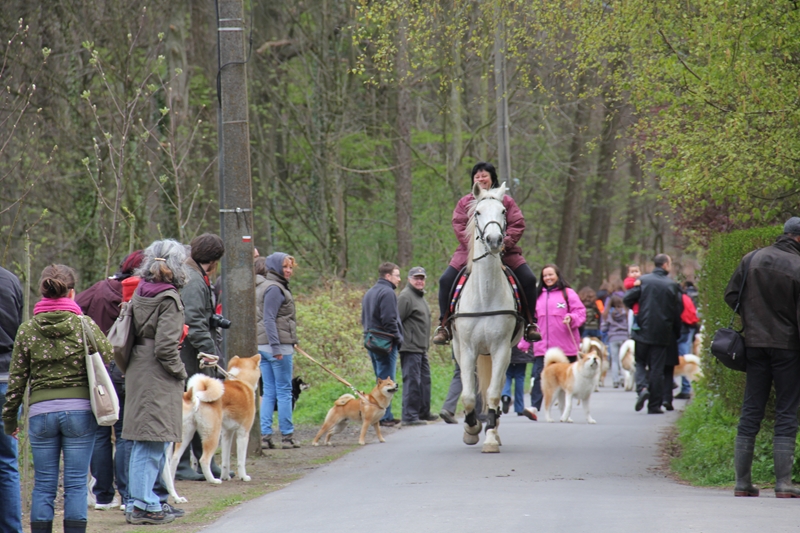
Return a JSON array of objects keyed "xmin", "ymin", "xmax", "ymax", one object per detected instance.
[
  {"xmin": 584, "ymin": 92, "xmax": 623, "ymax": 288},
  {"xmin": 555, "ymin": 76, "xmax": 590, "ymax": 283},
  {"xmin": 394, "ymin": 18, "xmax": 413, "ymax": 268},
  {"xmin": 621, "ymin": 151, "xmax": 643, "ymax": 275}
]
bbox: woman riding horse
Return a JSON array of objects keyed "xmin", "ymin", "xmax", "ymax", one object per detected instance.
[{"xmin": 432, "ymin": 162, "xmax": 540, "ymax": 345}]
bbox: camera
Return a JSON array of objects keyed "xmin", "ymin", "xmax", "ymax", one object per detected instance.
[{"xmin": 209, "ymin": 313, "xmax": 232, "ymax": 329}]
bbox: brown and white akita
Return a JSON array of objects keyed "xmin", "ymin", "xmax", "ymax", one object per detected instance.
[
  {"xmin": 311, "ymin": 377, "xmax": 398, "ymax": 446},
  {"xmin": 163, "ymin": 354, "xmax": 261, "ymax": 504},
  {"xmin": 541, "ymin": 347, "xmax": 601, "ymax": 424}
]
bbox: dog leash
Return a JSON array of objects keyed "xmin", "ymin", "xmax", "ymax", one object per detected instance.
[
  {"xmin": 295, "ymin": 346, "xmax": 367, "ymax": 400},
  {"xmin": 198, "ymin": 352, "xmax": 233, "ymax": 380}
]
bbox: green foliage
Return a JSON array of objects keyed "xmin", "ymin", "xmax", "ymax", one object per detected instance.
[{"xmin": 698, "ymin": 225, "xmax": 781, "ymax": 414}]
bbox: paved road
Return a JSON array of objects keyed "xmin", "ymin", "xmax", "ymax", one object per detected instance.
[{"xmin": 204, "ymin": 388, "xmax": 797, "ymax": 532}]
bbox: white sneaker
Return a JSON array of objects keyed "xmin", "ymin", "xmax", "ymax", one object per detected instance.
[
  {"xmin": 120, "ymin": 504, "xmax": 126, "ymax": 512},
  {"xmin": 95, "ymin": 495, "xmax": 120, "ymax": 511}
]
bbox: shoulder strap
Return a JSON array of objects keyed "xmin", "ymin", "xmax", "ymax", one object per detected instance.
[
  {"xmin": 79, "ymin": 316, "xmax": 99, "ymax": 354},
  {"xmin": 730, "ymin": 248, "xmax": 760, "ymax": 328}
]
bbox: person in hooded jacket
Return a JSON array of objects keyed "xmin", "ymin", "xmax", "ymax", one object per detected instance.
[
  {"xmin": 75, "ymin": 250, "xmax": 144, "ymax": 511},
  {"xmin": 601, "ymin": 294, "xmax": 629, "ymax": 388},
  {"xmin": 256, "ymin": 252, "xmax": 300, "ymax": 450},
  {"xmin": 3, "ymin": 264, "xmax": 112, "ymax": 533},
  {"xmin": 122, "ymin": 240, "xmax": 188, "ymax": 525},
  {"xmin": 521, "ymin": 264, "xmax": 585, "ymax": 421},
  {"xmin": 432, "ymin": 162, "xmax": 540, "ymax": 345}
]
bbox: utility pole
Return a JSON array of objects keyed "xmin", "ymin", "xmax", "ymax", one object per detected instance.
[
  {"xmin": 494, "ymin": 15, "xmax": 512, "ymax": 194},
  {"xmin": 216, "ymin": 0, "xmax": 260, "ymax": 455}
]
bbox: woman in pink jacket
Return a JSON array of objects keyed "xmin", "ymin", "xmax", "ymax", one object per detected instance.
[
  {"xmin": 432, "ymin": 162, "xmax": 539, "ymax": 345},
  {"xmin": 522, "ymin": 263, "xmax": 586, "ymax": 421}
]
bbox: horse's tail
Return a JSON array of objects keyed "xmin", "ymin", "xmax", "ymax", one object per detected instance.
[{"xmin": 476, "ymin": 355, "xmax": 492, "ymax": 415}]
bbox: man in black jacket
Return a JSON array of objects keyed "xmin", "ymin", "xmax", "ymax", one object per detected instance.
[
  {"xmin": 724, "ymin": 218, "xmax": 800, "ymax": 498},
  {"xmin": 0, "ymin": 265, "xmax": 23, "ymax": 533},
  {"xmin": 623, "ymin": 254, "xmax": 683, "ymax": 414},
  {"xmin": 361, "ymin": 262, "xmax": 404, "ymax": 426}
]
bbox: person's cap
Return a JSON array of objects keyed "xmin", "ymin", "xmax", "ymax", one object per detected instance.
[
  {"xmin": 408, "ymin": 266, "xmax": 427, "ymax": 278},
  {"xmin": 784, "ymin": 217, "xmax": 800, "ymax": 235}
]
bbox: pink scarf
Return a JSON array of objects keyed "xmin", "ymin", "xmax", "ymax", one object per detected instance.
[{"xmin": 33, "ymin": 297, "xmax": 83, "ymax": 316}]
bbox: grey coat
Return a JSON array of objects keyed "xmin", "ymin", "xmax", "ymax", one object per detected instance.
[
  {"xmin": 397, "ymin": 284, "xmax": 430, "ymax": 355},
  {"xmin": 121, "ymin": 289, "xmax": 187, "ymax": 442},
  {"xmin": 179, "ymin": 259, "xmax": 216, "ymax": 376}
]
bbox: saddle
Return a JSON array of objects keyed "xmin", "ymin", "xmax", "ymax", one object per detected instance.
[{"xmin": 444, "ymin": 266, "xmax": 531, "ymax": 339}]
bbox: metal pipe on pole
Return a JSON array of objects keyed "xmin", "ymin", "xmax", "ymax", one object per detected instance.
[
  {"xmin": 494, "ymin": 15, "xmax": 512, "ymax": 195},
  {"xmin": 215, "ymin": 0, "xmax": 260, "ymax": 455}
]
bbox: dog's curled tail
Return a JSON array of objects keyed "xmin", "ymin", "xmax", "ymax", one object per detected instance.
[
  {"xmin": 682, "ymin": 353, "xmax": 701, "ymax": 365},
  {"xmin": 334, "ymin": 393, "xmax": 356, "ymax": 406},
  {"xmin": 544, "ymin": 347, "xmax": 569, "ymax": 367},
  {"xmin": 186, "ymin": 374, "xmax": 225, "ymax": 404}
]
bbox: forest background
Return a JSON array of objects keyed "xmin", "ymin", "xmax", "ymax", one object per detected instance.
[{"xmin": 5, "ymin": 0, "xmax": 798, "ymax": 294}]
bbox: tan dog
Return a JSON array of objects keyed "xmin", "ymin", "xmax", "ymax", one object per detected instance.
[
  {"xmin": 312, "ymin": 377, "xmax": 398, "ymax": 446},
  {"xmin": 541, "ymin": 347, "xmax": 601, "ymax": 424},
  {"xmin": 163, "ymin": 354, "xmax": 261, "ymax": 503},
  {"xmin": 674, "ymin": 354, "xmax": 703, "ymax": 385},
  {"xmin": 580, "ymin": 336, "xmax": 608, "ymax": 389},
  {"xmin": 619, "ymin": 339, "xmax": 636, "ymax": 391}
]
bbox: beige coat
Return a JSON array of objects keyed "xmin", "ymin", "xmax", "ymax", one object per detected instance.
[{"xmin": 121, "ymin": 288, "xmax": 187, "ymax": 442}]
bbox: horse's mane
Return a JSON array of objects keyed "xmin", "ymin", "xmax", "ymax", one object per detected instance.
[{"xmin": 466, "ymin": 186, "xmax": 505, "ymax": 272}]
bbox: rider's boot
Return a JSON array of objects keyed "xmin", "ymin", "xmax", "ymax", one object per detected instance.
[
  {"xmin": 432, "ymin": 320, "xmax": 451, "ymax": 345},
  {"xmin": 524, "ymin": 322, "xmax": 541, "ymax": 342}
]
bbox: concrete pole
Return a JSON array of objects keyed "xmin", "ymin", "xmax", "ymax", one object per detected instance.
[
  {"xmin": 493, "ymin": 17, "xmax": 512, "ymax": 195},
  {"xmin": 216, "ymin": 0, "xmax": 260, "ymax": 455}
]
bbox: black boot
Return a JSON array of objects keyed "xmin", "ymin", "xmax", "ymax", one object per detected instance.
[
  {"xmin": 733, "ymin": 436, "xmax": 759, "ymax": 497},
  {"xmin": 174, "ymin": 447, "xmax": 204, "ymax": 481},
  {"xmin": 30, "ymin": 521, "xmax": 52, "ymax": 533},
  {"xmin": 774, "ymin": 436, "xmax": 800, "ymax": 498},
  {"xmin": 63, "ymin": 519, "xmax": 87, "ymax": 533},
  {"xmin": 524, "ymin": 323, "xmax": 541, "ymax": 342}
]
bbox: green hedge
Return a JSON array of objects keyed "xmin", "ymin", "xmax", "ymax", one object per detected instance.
[{"xmin": 698, "ymin": 225, "xmax": 781, "ymax": 414}]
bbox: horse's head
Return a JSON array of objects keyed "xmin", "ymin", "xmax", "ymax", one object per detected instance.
[{"xmin": 468, "ymin": 182, "xmax": 508, "ymax": 260}]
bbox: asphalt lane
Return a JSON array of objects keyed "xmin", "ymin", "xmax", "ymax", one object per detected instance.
[{"xmin": 203, "ymin": 387, "xmax": 799, "ymax": 533}]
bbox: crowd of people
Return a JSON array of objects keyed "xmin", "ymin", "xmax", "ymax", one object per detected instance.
[
  {"xmin": 0, "ymin": 233, "xmax": 307, "ymax": 531},
  {"xmin": 2, "ymin": 162, "xmax": 798, "ymax": 533}
]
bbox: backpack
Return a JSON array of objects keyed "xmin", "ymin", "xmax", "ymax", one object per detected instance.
[{"xmin": 107, "ymin": 301, "xmax": 134, "ymax": 373}]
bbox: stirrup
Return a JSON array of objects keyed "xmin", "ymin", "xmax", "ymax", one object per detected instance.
[
  {"xmin": 524, "ymin": 323, "xmax": 541, "ymax": 342},
  {"xmin": 432, "ymin": 325, "xmax": 451, "ymax": 346}
]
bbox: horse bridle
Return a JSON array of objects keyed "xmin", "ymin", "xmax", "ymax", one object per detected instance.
[{"xmin": 473, "ymin": 197, "xmax": 507, "ymax": 262}]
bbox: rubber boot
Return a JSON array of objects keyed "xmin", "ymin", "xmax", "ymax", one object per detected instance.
[
  {"xmin": 174, "ymin": 447, "xmax": 204, "ymax": 481},
  {"xmin": 30, "ymin": 521, "xmax": 52, "ymax": 533},
  {"xmin": 774, "ymin": 436, "xmax": 800, "ymax": 498},
  {"xmin": 63, "ymin": 520, "xmax": 87, "ymax": 533},
  {"xmin": 733, "ymin": 436, "xmax": 759, "ymax": 497}
]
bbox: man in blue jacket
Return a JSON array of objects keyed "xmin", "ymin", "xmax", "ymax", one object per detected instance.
[
  {"xmin": 0, "ymin": 265, "xmax": 23, "ymax": 533},
  {"xmin": 361, "ymin": 262, "xmax": 404, "ymax": 426}
]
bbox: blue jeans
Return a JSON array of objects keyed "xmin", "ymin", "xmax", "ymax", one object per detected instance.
[
  {"xmin": 260, "ymin": 350, "xmax": 294, "ymax": 436},
  {"xmin": 0, "ymin": 382, "xmax": 22, "ymax": 532},
  {"xmin": 368, "ymin": 347, "xmax": 398, "ymax": 421},
  {"xmin": 502, "ymin": 363, "xmax": 527, "ymax": 413},
  {"xmin": 29, "ymin": 410, "xmax": 97, "ymax": 522},
  {"xmin": 128, "ymin": 441, "xmax": 168, "ymax": 512},
  {"xmin": 90, "ymin": 424, "xmax": 115, "ymax": 505},
  {"xmin": 677, "ymin": 327, "xmax": 697, "ymax": 394}
]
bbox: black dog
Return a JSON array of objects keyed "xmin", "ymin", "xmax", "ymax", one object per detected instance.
[{"xmin": 271, "ymin": 377, "xmax": 309, "ymax": 412}]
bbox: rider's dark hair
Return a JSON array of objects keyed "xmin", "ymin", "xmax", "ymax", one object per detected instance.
[
  {"xmin": 470, "ymin": 162, "xmax": 499, "ymax": 189},
  {"xmin": 535, "ymin": 263, "xmax": 571, "ymax": 302}
]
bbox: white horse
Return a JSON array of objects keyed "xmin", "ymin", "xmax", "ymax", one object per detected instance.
[{"xmin": 451, "ymin": 182, "xmax": 522, "ymax": 453}]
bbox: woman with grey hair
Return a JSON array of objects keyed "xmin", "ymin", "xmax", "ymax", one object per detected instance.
[{"xmin": 121, "ymin": 240, "xmax": 188, "ymax": 525}]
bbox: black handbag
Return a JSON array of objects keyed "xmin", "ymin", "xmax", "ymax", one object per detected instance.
[
  {"xmin": 710, "ymin": 250, "xmax": 759, "ymax": 372},
  {"xmin": 363, "ymin": 328, "xmax": 395, "ymax": 356}
]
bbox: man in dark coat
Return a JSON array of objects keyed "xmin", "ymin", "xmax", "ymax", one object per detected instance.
[
  {"xmin": 0, "ymin": 265, "xmax": 23, "ymax": 533},
  {"xmin": 177, "ymin": 233, "xmax": 224, "ymax": 480},
  {"xmin": 723, "ymin": 218, "xmax": 800, "ymax": 498},
  {"xmin": 397, "ymin": 267, "xmax": 438, "ymax": 426},
  {"xmin": 361, "ymin": 262, "xmax": 404, "ymax": 426},
  {"xmin": 623, "ymin": 254, "xmax": 683, "ymax": 414}
]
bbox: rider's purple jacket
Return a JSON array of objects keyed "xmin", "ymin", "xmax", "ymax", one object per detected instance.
[
  {"xmin": 449, "ymin": 193, "xmax": 526, "ymax": 271},
  {"xmin": 533, "ymin": 286, "xmax": 586, "ymax": 357}
]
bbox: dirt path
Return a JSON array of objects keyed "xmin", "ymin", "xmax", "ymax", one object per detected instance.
[{"xmin": 35, "ymin": 424, "xmax": 398, "ymax": 533}]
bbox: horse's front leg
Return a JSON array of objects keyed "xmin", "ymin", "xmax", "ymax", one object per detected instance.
[
  {"xmin": 457, "ymin": 342, "xmax": 482, "ymax": 446},
  {"xmin": 482, "ymin": 343, "xmax": 511, "ymax": 453}
]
